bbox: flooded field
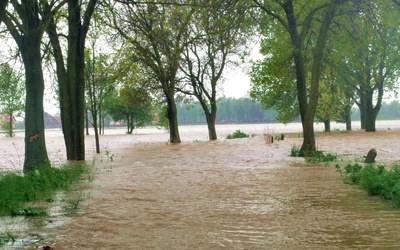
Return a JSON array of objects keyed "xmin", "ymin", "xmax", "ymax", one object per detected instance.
[{"xmin": 2, "ymin": 121, "xmax": 400, "ymax": 249}]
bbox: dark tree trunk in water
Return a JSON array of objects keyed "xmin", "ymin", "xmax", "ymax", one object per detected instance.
[
  {"xmin": 301, "ymin": 117, "xmax": 316, "ymax": 152},
  {"xmin": 206, "ymin": 114, "xmax": 217, "ymax": 140},
  {"xmin": 201, "ymin": 100, "xmax": 217, "ymax": 140},
  {"xmin": 324, "ymin": 119, "xmax": 330, "ymax": 132},
  {"xmin": 8, "ymin": 113, "xmax": 13, "ymax": 137},
  {"xmin": 166, "ymin": 95, "xmax": 181, "ymax": 143},
  {"xmin": 21, "ymin": 35, "xmax": 49, "ymax": 172}
]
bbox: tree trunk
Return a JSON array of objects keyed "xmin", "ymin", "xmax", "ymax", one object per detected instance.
[
  {"xmin": 94, "ymin": 123, "xmax": 100, "ymax": 154},
  {"xmin": 92, "ymin": 108, "xmax": 100, "ymax": 153},
  {"xmin": 324, "ymin": 119, "xmax": 330, "ymax": 132},
  {"xmin": 301, "ymin": 116, "xmax": 316, "ymax": 152},
  {"xmin": 166, "ymin": 94, "xmax": 181, "ymax": 143},
  {"xmin": 206, "ymin": 114, "xmax": 217, "ymax": 140},
  {"xmin": 365, "ymin": 112, "xmax": 377, "ymax": 132},
  {"xmin": 85, "ymin": 108, "xmax": 89, "ymax": 135},
  {"xmin": 200, "ymin": 99, "xmax": 217, "ymax": 140},
  {"xmin": 365, "ymin": 95, "xmax": 378, "ymax": 132},
  {"xmin": 21, "ymin": 36, "xmax": 49, "ymax": 172},
  {"xmin": 8, "ymin": 113, "xmax": 13, "ymax": 137}
]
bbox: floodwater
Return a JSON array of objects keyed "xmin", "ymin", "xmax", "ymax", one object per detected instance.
[{"xmin": 2, "ymin": 121, "xmax": 400, "ymax": 249}]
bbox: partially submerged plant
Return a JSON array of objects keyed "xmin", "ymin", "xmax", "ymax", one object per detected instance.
[
  {"xmin": 290, "ymin": 145, "xmax": 301, "ymax": 157},
  {"xmin": 290, "ymin": 145, "xmax": 340, "ymax": 165},
  {"xmin": 226, "ymin": 130, "xmax": 249, "ymax": 139}
]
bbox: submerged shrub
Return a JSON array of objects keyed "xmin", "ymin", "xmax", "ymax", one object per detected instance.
[
  {"xmin": 290, "ymin": 145, "xmax": 301, "ymax": 157},
  {"xmin": 226, "ymin": 130, "xmax": 249, "ymax": 139}
]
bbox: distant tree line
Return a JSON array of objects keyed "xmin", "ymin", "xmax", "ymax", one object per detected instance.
[{"xmin": 176, "ymin": 98, "xmax": 400, "ymax": 125}]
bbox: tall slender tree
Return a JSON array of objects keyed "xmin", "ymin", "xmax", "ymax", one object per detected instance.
[
  {"xmin": 109, "ymin": 1, "xmax": 195, "ymax": 143},
  {"xmin": 252, "ymin": 0, "xmax": 344, "ymax": 154},
  {"xmin": 47, "ymin": 0, "xmax": 98, "ymax": 160},
  {"xmin": 178, "ymin": 0, "xmax": 251, "ymax": 140},
  {"xmin": 0, "ymin": 63, "xmax": 24, "ymax": 137}
]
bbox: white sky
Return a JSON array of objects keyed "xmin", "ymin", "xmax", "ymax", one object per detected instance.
[{"xmin": 223, "ymin": 70, "xmax": 251, "ymax": 98}]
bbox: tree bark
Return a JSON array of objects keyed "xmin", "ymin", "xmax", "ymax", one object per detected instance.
[
  {"xmin": 324, "ymin": 119, "xmax": 331, "ymax": 132},
  {"xmin": 166, "ymin": 94, "xmax": 181, "ymax": 143},
  {"xmin": 8, "ymin": 113, "xmax": 12, "ymax": 137},
  {"xmin": 199, "ymin": 98, "xmax": 217, "ymax": 140},
  {"xmin": 21, "ymin": 35, "xmax": 49, "ymax": 171}
]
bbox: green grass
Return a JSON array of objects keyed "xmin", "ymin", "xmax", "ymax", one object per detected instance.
[
  {"xmin": 0, "ymin": 165, "xmax": 87, "ymax": 217},
  {"xmin": 336, "ymin": 163, "xmax": 400, "ymax": 208},
  {"xmin": 290, "ymin": 145, "xmax": 340, "ymax": 165},
  {"xmin": 290, "ymin": 145, "xmax": 301, "ymax": 157},
  {"xmin": 226, "ymin": 130, "xmax": 249, "ymax": 139}
]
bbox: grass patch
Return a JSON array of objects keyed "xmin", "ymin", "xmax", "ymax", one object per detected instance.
[
  {"xmin": 226, "ymin": 130, "xmax": 249, "ymax": 139},
  {"xmin": 0, "ymin": 165, "xmax": 87, "ymax": 217},
  {"xmin": 306, "ymin": 151, "xmax": 340, "ymax": 164},
  {"xmin": 336, "ymin": 163, "xmax": 400, "ymax": 208}
]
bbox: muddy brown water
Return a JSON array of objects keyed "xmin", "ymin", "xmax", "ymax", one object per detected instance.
[{"xmin": 2, "ymin": 122, "xmax": 400, "ymax": 249}]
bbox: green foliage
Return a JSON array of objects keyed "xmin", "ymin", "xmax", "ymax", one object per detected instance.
[
  {"xmin": 226, "ymin": 130, "xmax": 249, "ymax": 139},
  {"xmin": 0, "ymin": 63, "xmax": 25, "ymax": 137},
  {"xmin": 335, "ymin": 163, "xmax": 363, "ymax": 185},
  {"xmin": 0, "ymin": 165, "xmax": 86, "ymax": 216},
  {"xmin": 337, "ymin": 164, "xmax": 400, "ymax": 208},
  {"xmin": 306, "ymin": 151, "xmax": 340, "ymax": 164},
  {"xmin": 155, "ymin": 106, "xmax": 170, "ymax": 131},
  {"xmin": 329, "ymin": 1, "xmax": 400, "ymax": 131},
  {"xmin": 291, "ymin": 146, "xmax": 339, "ymax": 164},
  {"xmin": 290, "ymin": 145, "xmax": 301, "ymax": 157},
  {"xmin": 104, "ymin": 83, "xmax": 154, "ymax": 133}
]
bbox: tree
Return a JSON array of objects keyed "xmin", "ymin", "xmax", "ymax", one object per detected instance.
[
  {"xmin": 0, "ymin": 0, "xmax": 66, "ymax": 171},
  {"xmin": 0, "ymin": 63, "xmax": 24, "ymax": 137},
  {"xmin": 178, "ymin": 0, "xmax": 251, "ymax": 140},
  {"xmin": 85, "ymin": 50, "xmax": 117, "ymax": 153},
  {"xmin": 105, "ymin": 84, "xmax": 154, "ymax": 134},
  {"xmin": 109, "ymin": 1, "xmax": 195, "ymax": 143},
  {"xmin": 331, "ymin": 1, "xmax": 400, "ymax": 131},
  {"xmin": 252, "ymin": 0, "xmax": 343, "ymax": 154},
  {"xmin": 315, "ymin": 67, "xmax": 347, "ymax": 132},
  {"xmin": 47, "ymin": 0, "xmax": 98, "ymax": 161}
]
